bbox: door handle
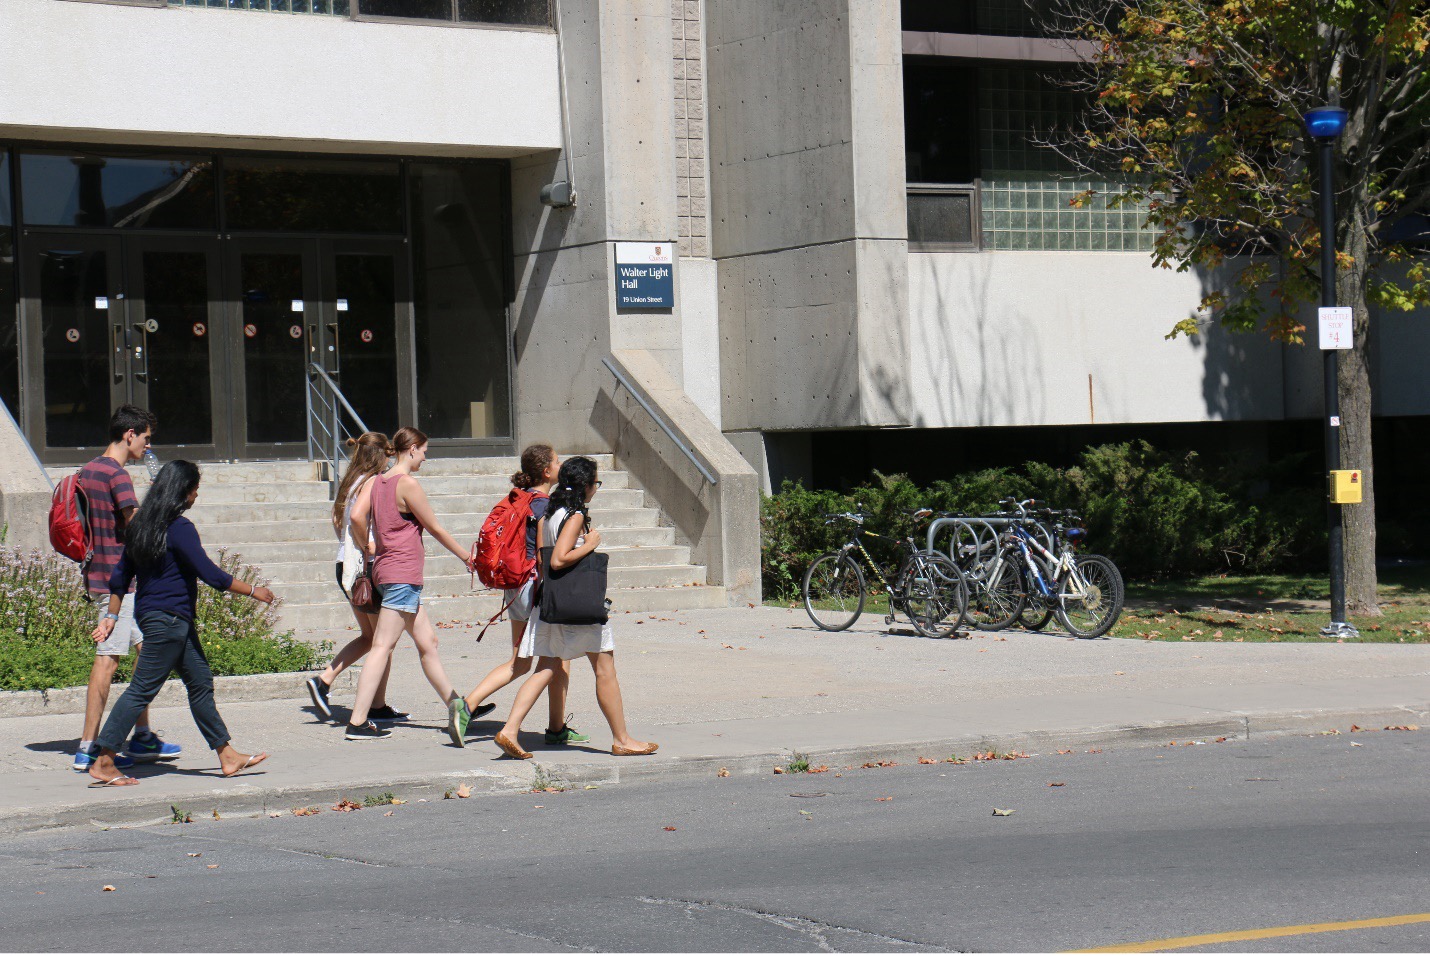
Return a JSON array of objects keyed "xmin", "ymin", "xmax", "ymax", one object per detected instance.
[
  {"xmin": 326, "ymin": 322, "xmax": 340, "ymax": 375},
  {"xmin": 131, "ymin": 322, "xmax": 150, "ymax": 382},
  {"xmin": 112, "ymin": 324, "xmax": 126, "ymax": 384}
]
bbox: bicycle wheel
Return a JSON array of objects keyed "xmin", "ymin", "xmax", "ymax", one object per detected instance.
[
  {"xmin": 969, "ymin": 557, "xmax": 1025, "ymax": 631},
  {"xmin": 1018, "ymin": 588, "xmax": 1056, "ymax": 632},
  {"xmin": 802, "ymin": 552, "xmax": 866, "ymax": 631},
  {"xmin": 1055, "ymin": 554, "xmax": 1125, "ymax": 639},
  {"xmin": 903, "ymin": 552, "xmax": 969, "ymax": 639}
]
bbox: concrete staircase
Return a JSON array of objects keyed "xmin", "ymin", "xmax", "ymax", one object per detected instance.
[{"xmin": 47, "ymin": 455, "xmax": 727, "ymax": 632}]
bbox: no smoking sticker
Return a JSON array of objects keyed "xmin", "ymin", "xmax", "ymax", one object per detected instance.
[
  {"xmin": 192, "ymin": 322, "xmax": 207, "ymax": 337},
  {"xmin": 65, "ymin": 328, "xmax": 80, "ymax": 343},
  {"xmin": 360, "ymin": 329, "xmax": 373, "ymax": 343},
  {"xmin": 289, "ymin": 325, "xmax": 303, "ymax": 339},
  {"xmin": 243, "ymin": 324, "xmax": 257, "ymax": 339}
]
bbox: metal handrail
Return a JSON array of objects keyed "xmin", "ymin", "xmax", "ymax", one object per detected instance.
[
  {"xmin": 306, "ymin": 363, "xmax": 372, "ymax": 499},
  {"xmin": 601, "ymin": 357, "xmax": 717, "ymax": 486}
]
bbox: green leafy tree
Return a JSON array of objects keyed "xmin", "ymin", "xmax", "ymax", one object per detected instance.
[{"xmin": 1047, "ymin": 0, "xmax": 1430, "ymax": 615}]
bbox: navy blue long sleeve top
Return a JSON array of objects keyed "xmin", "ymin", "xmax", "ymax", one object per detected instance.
[{"xmin": 109, "ymin": 516, "xmax": 234, "ymax": 622}]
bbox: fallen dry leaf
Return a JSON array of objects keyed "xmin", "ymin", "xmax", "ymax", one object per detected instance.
[
  {"xmin": 917, "ymin": 757, "xmax": 938, "ymax": 765},
  {"xmin": 1048, "ymin": 782, "xmax": 1066, "ymax": 787},
  {"xmin": 102, "ymin": 885, "xmax": 116, "ymax": 892},
  {"xmin": 332, "ymin": 799, "xmax": 362, "ymax": 813},
  {"xmin": 807, "ymin": 765, "xmax": 830, "ymax": 774},
  {"xmin": 991, "ymin": 808, "xmax": 1016, "ymax": 816},
  {"xmin": 206, "ymin": 864, "xmax": 218, "ymax": 869},
  {"xmin": 717, "ymin": 768, "xmax": 731, "ymax": 778},
  {"xmin": 291, "ymin": 806, "xmax": 320, "ymax": 817},
  {"xmin": 456, "ymin": 783, "xmax": 472, "ymax": 798},
  {"xmin": 876, "ymin": 796, "xmax": 893, "ymax": 802},
  {"xmin": 383, "ymin": 811, "xmax": 394, "ymax": 817},
  {"xmin": 187, "ymin": 853, "xmax": 201, "ymax": 858},
  {"xmin": 1386, "ymin": 725, "xmax": 1420, "ymax": 731},
  {"xmin": 772, "ymin": 766, "xmax": 785, "ymax": 774},
  {"xmin": 663, "ymin": 826, "xmax": 677, "ymax": 831},
  {"xmin": 211, "ymin": 809, "xmax": 221, "ymax": 820}
]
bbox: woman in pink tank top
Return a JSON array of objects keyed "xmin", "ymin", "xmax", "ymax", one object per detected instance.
[{"xmin": 345, "ymin": 427, "xmax": 474, "ymax": 741}]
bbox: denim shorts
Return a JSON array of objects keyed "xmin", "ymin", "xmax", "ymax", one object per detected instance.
[{"xmin": 378, "ymin": 583, "xmax": 422, "ymax": 613}]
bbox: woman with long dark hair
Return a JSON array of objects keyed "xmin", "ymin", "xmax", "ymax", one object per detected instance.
[
  {"xmin": 491, "ymin": 456, "xmax": 657, "ymax": 759},
  {"xmin": 85, "ymin": 461, "xmax": 275, "ymax": 787},
  {"xmin": 304, "ymin": 432, "xmax": 408, "ymax": 724}
]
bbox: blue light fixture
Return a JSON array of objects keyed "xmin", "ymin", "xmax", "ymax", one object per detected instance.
[{"xmin": 1304, "ymin": 106, "xmax": 1349, "ymax": 140}]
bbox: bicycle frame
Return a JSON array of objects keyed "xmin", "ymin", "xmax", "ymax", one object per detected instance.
[
  {"xmin": 837, "ymin": 527, "xmax": 911, "ymax": 600},
  {"xmin": 989, "ymin": 522, "xmax": 1094, "ymax": 602}
]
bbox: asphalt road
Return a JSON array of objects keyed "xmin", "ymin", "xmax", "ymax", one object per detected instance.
[{"xmin": 2, "ymin": 731, "xmax": 1427, "ymax": 953}]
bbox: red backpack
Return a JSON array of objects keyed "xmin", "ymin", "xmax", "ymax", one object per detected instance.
[
  {"xmin": 473, "ymin": 488, "xmax": 546, "ymax": 590},
  {"xmin": 49, "ymin": 471, "xmax": 93, "ymax": 570}
]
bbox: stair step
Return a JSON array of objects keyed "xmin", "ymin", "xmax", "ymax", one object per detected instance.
[
  {"xmin": 219, "ymin": 527, "xmax": 680, "ymax": 564},
  {"xmin": 258, "ymin": 545, "xmax": 694, "ymax": 584},
  {"xmin": 185, "ymin": 489, "xmax": 647, "ymax": 524},
  {"xmin": 278, "ymin": 584, "xmax": 728, "ymax": 631},
  {"xmin": 197, "ymin": 508, "xmax": 662, "ymax": 543},
  {"xmin": 47, "ymin": 454, "xmax": 619, "ymax": 485}
]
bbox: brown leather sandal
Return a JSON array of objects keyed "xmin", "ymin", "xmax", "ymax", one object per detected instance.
[
  {"xmin": 494, "ymin": 732, "xmax": 533, "ymax": 760},
  {"xmin": 612, "ymin": 742, "xmax": 659, "ymax": 756}
]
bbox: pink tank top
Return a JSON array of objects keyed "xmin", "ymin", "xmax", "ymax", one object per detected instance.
[{"xmin": 371, "ymin": 473, "xmax": 425, "ymax": 587}]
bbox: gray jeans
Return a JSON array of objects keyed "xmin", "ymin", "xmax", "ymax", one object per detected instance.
[{"xmin": 97, "ymin": 610, "xmax": 231, "ymax": 754}]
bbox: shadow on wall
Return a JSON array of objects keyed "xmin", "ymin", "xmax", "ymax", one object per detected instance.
[
  {"xmin": 511, "ymin": 156, "xmax": 573, "ymax": 366},
  {"xmin": 1187, "ymin": 261, "xmax": 1289, "ymax": 422},
  {"xmin": 907, "ymin": 254, "xmax": 1046, "ymax": 428}
]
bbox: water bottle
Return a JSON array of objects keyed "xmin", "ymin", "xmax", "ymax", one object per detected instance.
[{"xmin": 143, "ymin": 448, "xmax": 161, "ymax": 480}]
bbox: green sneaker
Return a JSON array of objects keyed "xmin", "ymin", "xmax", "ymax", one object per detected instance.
[
  {"xmin": 446, "ymin": 698, "xmax": 470, "ymax": 748},
  {"xmin": 545, "ymin": 716, "xmax": 590, "ymax": 745}
]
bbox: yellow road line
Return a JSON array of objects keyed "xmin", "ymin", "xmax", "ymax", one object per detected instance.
[{"xmin": 1071, "ymin": 912, "xmax": 1430, "ymax": 953}]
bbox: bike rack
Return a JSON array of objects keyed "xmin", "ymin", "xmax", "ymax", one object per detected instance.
[{"xmin": 927, "ymin": 516, "xmax": 1056, "ymax": 581}]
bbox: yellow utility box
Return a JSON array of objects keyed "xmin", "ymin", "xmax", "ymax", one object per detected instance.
[{"xmin": 1329, "ymin": 470, "xmax": 1363, "ymax": 504}]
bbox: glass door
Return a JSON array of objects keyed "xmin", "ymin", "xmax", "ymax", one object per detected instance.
[
  {"xmin": 21, "ymin": 235, "xmax": 125, "ymax": 461},
  {"xmin": 319, "ymin": 239, "xmax": 411, "ymax": 438},
  {"xmin": 226, "ymin": 239, "xmax": 319, "ymax": 458},
  {"xmin": 123, "ymin": 238, "xmax": 226, "ymax": 459}
]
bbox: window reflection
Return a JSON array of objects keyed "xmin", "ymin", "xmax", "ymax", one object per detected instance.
[
  {"xmin": 224, "ymin": 157, "xmax": 402, "ymax": 233},
  {"xmin": 409, "ymin": 162, "xmax": 511, "ymax": 439},
  {"xmin": 359, "ymin": 0, "xmax": 452, "ymax": 18},
  {"xmin": 19, "ymin": 152, "xmax": 216, "ymax": 229},
  {"xmin": 458, "ymin": 0, "xmax": 549, "ymax": 26}
]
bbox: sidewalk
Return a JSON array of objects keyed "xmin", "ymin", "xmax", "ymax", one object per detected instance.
[{"xmin": 4, "ymin": 605, "xmax": 1428, "ymax": 834}]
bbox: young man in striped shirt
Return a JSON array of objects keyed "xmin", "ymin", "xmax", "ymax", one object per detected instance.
[{"xmin": 73, "ymin": 405, "xmax": 181, "ymax": 772}]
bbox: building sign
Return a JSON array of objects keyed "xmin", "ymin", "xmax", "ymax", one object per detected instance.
[
  {"xmin": 614, "ymin": 242, "xmax": 674, "ymax": 309},
  {"xmin": 1318, "ymin": 307, "xmax": 1352, "ymax": 350}
]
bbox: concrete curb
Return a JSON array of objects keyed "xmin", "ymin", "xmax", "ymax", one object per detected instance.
[
  {"xmin": 0, "ymin": 670, "xmax": 356, "ymax": 719},
  {"xmin": 5, "ymin": 700, "xmax": 1423, "ymax": 837}
]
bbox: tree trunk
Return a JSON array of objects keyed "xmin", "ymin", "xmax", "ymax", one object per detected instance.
[{"xmin": 1337, "ymin": 210, "xmax": 1381, "ymax": 617}]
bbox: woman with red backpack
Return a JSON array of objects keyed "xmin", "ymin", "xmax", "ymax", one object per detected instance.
[{"xmin": 446, "ymin": 444, "xmax": 586, "ymax": 748}]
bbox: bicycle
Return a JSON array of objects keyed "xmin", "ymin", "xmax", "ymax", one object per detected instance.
[
  {"xmin": 802, "ymin": 509, "xmax": 969, "ymax": 639},
  {"xmin": 979, "ymin": 499, "xmax": 1125, "ymax": 638}
]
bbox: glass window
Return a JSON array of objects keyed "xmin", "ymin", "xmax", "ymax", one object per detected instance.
[
  {"xmin": 19, "ymin": 152, "xmax": 217, "ymax": 229},
  {"xmin": 901, "ymin": 0, "xmax": 975, "ymax": 33},
  {"xmin": 908, "ymin": 190, "xmax": 977, "ymax": 247},
  {"xmin": 358, "ymin": 0, "xmax": 549, "ymax": 24},
  {"xmin": 0, "ymin": 151, "xmax": 16, "ymax": 417},
  {"xmin": 458, "ymin": 0, "xmax": 549, "ymax": 26},
  {"xmin": 904, "ymin": 59, "xmax": 979, "ymax": 184},
  {"xmin": 223, "ymin": 157, "xmax": 402, "ymax": 233},
  {"xmin": 359, "ymin": 0, "xmax": 450, "ymax": 17},
  {"xmin": 409, "ymin": 162, "xmax": 511, "ymax": 439}
]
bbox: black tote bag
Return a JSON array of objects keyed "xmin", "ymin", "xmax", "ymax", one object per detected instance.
[{"xmin": 537, "ymin": 510, "xmax": 610, "ymax": 626}]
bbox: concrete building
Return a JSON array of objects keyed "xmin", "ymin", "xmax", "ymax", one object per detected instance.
[{"xmin": 1, "ymin": 0, "xmax": 1425, "ymax": 606}]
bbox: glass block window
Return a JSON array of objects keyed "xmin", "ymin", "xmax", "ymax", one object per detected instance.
[
  {"xmin": 168, "ymin": 0, "xmax": 351, "ymax": 12},
  {"xmin": 977, "ymin": 66, "xmax": 1155, "ymax": 252}
]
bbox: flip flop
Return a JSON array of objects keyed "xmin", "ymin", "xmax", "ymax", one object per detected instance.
[
  {"xmin": 221, "ymin": 752, "xmax": 270, "ymax": 778},
  {"xmin": 88, "ymin": 775, "xmax": 139, "ymax": 788}
]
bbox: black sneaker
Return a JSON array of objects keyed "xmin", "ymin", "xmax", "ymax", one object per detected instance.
[
  {"xmin": 369, "ymin": 705, "xmax": 411, "ymax": 723},
  {"xmin": 345, "ymin": 720, "xmax": 392, "ymax": 741},
  {"xmin": 462, "ymin": 702, "xmax": 498, "ymax": 735},
  {"xmin": 306, "ymin": 676, "xmax": 332, "ymax": 720}
]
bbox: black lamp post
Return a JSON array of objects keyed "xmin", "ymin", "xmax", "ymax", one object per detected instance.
[{"xmin": 1303, "ymin": 105, "xmax": 1357, "ymax": 640}]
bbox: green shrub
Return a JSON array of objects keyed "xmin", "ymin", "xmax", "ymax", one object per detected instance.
[
  {"xmin": 0, "ymin": 548, "xmax": 327, "ymax": 692},
  {"xmin": 761, "ymin": 441, "xmax": 1325, "ymax": 597}
]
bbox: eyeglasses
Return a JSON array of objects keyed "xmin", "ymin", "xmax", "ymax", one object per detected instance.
[{"xmin": 593, "ymin": 480, "xmax": 603, "ymax": 490}]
